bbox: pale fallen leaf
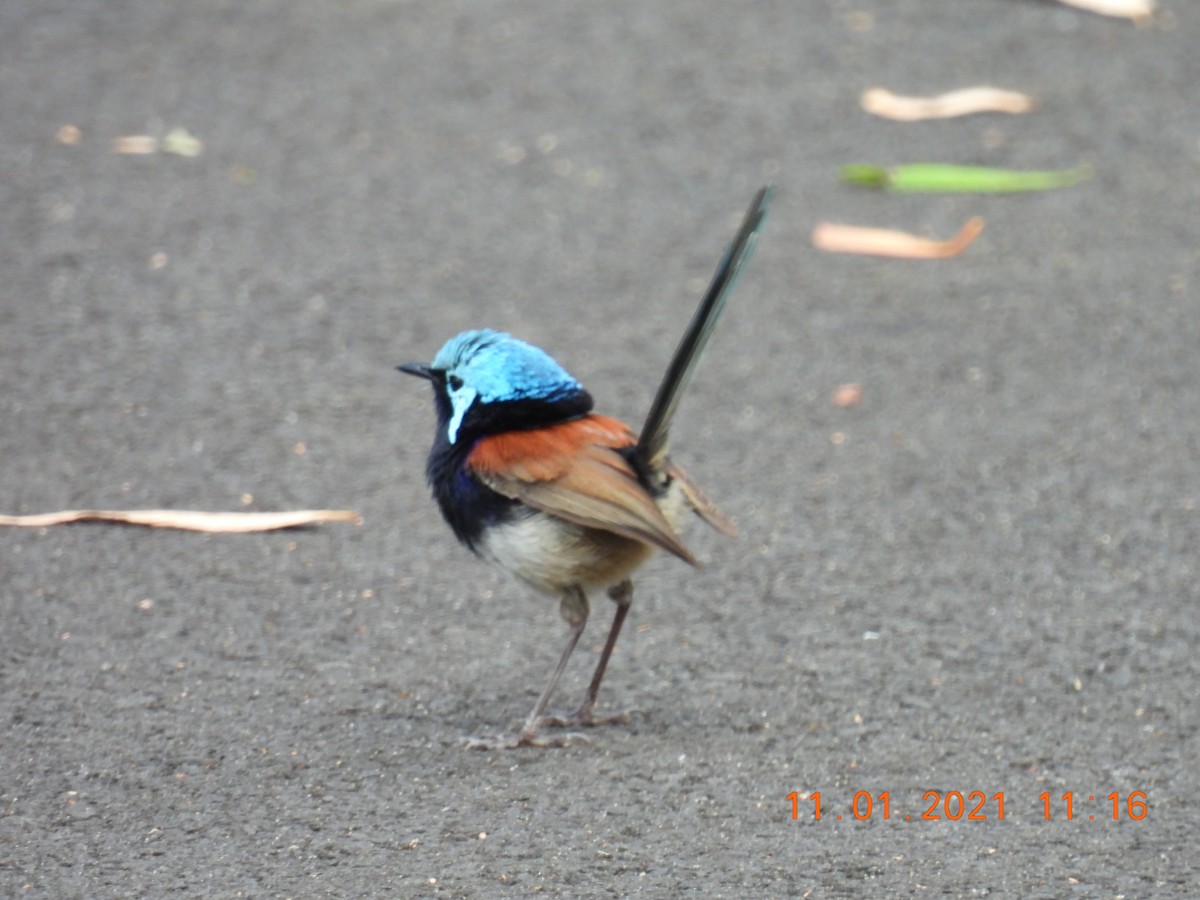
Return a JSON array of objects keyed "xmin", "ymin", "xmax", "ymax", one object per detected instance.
[
  {"xmin": 832, "ymin": 384, "xmax": 863, "ymax": 408},
  {"xmin": 113, "ymin": 135, "xmax": 159, "ymax": 155},
  {"xmin": 812, "ymin": 217, "xmax": 984, "ymax": 259},
  {"xmin": 861, "ymin": 87, "xmax": 1034, "ymax": 121},
  {"xmin": 0, "ymin": 509, "xmax": 362, "ymax": 532},
  {"xmin": 1057, "ymin": 0, "xmax": 1154, "ymax": 20},
  {"xmin": 162, "ymin": 127, "xmax": 203, "ymax": 157}
]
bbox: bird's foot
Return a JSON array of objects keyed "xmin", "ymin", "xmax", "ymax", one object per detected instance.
[
  {"xmin": 460, "ymin": 726, "xmax": 590, "ymax": 751},
  {"xmin": 542, "ymin": 706, "xmax": 644, "ymax": 729}
]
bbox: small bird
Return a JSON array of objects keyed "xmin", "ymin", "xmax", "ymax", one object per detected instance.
[{"xmin": 399, "ymin": 187, "xmax": 772, "ymax": 747}]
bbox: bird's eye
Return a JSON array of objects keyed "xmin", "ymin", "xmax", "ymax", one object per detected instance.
[{"xmin": 447, "ymin": 374, "xmax": 464, "ymax": 391}]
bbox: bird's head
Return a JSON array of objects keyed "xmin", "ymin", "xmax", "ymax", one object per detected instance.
[{"xmin": 399, "ymin": 329, "xmax": 593, "ymax": 445}]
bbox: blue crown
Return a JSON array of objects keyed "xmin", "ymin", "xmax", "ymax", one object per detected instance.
[
  {"xmin": 431, "ymin": 330, "xmax": 585, "ymax": 443},
  {"xmin": 433, "ymin": 329, "xmax": 583, "ymax": 404}
]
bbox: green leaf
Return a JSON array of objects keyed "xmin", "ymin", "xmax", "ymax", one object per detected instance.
[{"xmin": 840, "ymin": 163, "xmax": 1091, "ymax": 193}]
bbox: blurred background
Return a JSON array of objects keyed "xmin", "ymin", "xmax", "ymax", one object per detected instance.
[{"xmin": 2, "ymin": 1, "xmax": 1197, "ymax": 895}]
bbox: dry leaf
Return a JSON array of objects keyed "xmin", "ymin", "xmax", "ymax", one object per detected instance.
[
  {"xmin": 832, "ymin": 384, "xmax": 864, "ymax": 408},
  {"xmin": 1056, "ymin": 0, "xmax": 1154, "ymax": 20},
  {"xmin": 113, "ymin": 135, "xmax": 159, "ymax": 155},
  {"xmin": 0, "ymin": 509, "xmax": 362, "ymax": 532},
  {"xmin": 861, "ymin": 87, "xmax": 1034, "ymax": 121},
  {"xmin": 162, "ymin": 127, "xmax": 203, "ymax": 157},
  {"xmin": 812, "ymin": 217, "xmax": 984, "ymax": 259}
]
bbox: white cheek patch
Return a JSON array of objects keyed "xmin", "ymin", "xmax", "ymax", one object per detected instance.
[{"xmin": 446, "ymin": 385, "xmax": 478, "ymax": 444}]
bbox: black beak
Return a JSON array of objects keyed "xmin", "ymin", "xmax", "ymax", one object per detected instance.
[{"xmin": 397, "ymin": 362, "xmax": 435, "ymax": 380}]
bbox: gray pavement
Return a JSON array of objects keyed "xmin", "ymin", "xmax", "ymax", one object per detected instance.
[{"xmin": 2, "ymin": 1, "xmax": 1198, "ymax": 895}]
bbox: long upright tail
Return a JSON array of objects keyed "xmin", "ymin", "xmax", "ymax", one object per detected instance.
[{"xmin": 636, "ymin": 185, "xmax": 774, "ymax": 471}]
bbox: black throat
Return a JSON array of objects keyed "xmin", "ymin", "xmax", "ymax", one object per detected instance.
[{"xmin": 422, "ymin": 388, "xmax": 594, "ymax": 552}]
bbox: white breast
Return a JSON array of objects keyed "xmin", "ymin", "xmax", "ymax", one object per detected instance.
[
  {"xmin": 479, "ymin": 511, "xmax": 656, "ymax": 596},
  {"xmin": 478, "ymin": 477, "xmax": 695, "ymax": 597}
]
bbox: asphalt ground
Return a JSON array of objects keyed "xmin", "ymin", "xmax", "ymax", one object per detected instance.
[{"xmin": 2, "ymin": 1, "xmax": 1198, "ymax": 896}]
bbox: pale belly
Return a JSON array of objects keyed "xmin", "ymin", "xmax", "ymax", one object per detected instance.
[
  {"xmin": 477, "ymin": 479, "xmax": 694, "ymax": 596},
  {"xmin": 478, "ymin": 512, "xmax": 657, "ymax": 595}
]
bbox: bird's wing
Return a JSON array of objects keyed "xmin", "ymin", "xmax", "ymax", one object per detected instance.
[{"xmin": 466, "ymin": 414, "xmax": 697, "ymax": 565}]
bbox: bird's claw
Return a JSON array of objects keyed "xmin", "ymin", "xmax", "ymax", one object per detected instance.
[
  {"xmin": 460, "ymin": 729, "xmax": 591, "ymax": 750},
  {"xmin": 542, "ymin": 708, "xmax": 643, "ymax": 729}
]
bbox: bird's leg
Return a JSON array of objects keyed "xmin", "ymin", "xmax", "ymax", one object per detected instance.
[
  {"xmin": 501, "ymin": 585, "xmax": 589, "ymax": 748},
  {"xmin": 546, "ymin": 578, "xmax": 636, "ymax": 729},
  {"xmin": 574, "ymin": 579, "xmax": 633, "ymax": 724},
  {"xmin": 465, "ymin": 587, "xmax": 590, "ymax": 750}
]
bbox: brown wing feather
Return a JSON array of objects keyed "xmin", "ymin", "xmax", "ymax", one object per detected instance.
[
  {"xmin": 467, "ymin": 415, "xmax": 697, "ymax": 564},
  {"xmin": 668, "ymin": 462, "xmax": 738, "ymax": 537}
]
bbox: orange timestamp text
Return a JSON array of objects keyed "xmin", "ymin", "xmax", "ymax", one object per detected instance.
[{"xmin": 787, "ymin": 790, "xmax": 1148, "ymax": 822}]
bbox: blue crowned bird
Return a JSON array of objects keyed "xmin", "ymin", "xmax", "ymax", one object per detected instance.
[{"xmin": 399, "ymin": 187, "xmax": 772, "ymax": 747}]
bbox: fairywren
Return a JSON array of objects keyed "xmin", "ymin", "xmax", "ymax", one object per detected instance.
[{"xmin": 399, "ymin": 187, "xmax": 772, "ymax": 747}]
